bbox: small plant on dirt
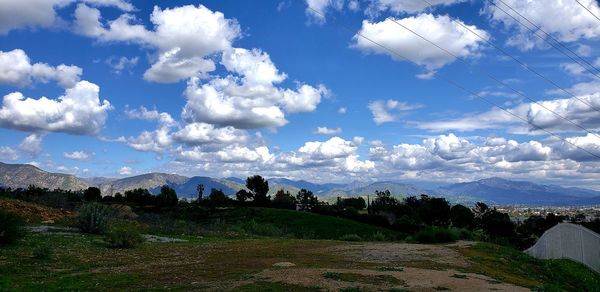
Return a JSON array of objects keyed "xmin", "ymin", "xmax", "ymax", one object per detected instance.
[
  {"xmin": 104, "ymin": 220, "xmax": 145, "ymax": 248},
  {"xmin": 0, "ymin": 209, "xmax": 25, "ymax": 245},
  {"xmin": 339, "ymin": 234, "xmax": 362, "ymax": 241},
  {"xmin": 32, "ymin": 244, "xmax": 53, "ymax": 260},
  {"xmin": 323, "ymin": 271, "xmax": 341, "ymax": 280},
  {"xmin": 372, "ymin": 231, "xmax": 387, "ymax": 241},
  {"xmin": 78, "ymin": 203, "xmax": 116, "ymax": 234},
  {"xmin": 377, "ymin": 266, "xmax": 404, "ymax": 272}
]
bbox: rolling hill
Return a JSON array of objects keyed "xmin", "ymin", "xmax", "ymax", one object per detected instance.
[
  {"xmin": 0, "ymin": 162, "xmax": 91, "ymax": 190},
  {"xmin": 439, "ymin": 177, "xmax": 600, "ymax": 206},
  {"xmin": 1, "ymin": 162, "xmax": 600, "ymax": 205}
]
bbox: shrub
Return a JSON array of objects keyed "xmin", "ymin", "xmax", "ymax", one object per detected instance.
[
  {"xmin": 450, "ymin": 204, "xmax": 475, "ymax": 229},
  {"xmin": 104, "ymin": 220, "xmax": 145, "ymax": 248},
  {"xmin": 78, "ymin": 203, "xmax": 116, "ymax": 234},
  {"xmin": 0, "ymin": 210, "xmax": 25, "ymax": 245},
  {"xmin": 372, "ymin": 231, "xmax": 387, "ymax": 241},
  {"xmin": 339, "ymin": 234, "xmax": 362, "ymax": 241},
  {"xmin": 323, "ymin": 272, "xmax": 341, "ymax": 279},
  {"xmin": 240, "ymin": 220, "xmax": 286, "ymax": 237},
  {"xmin": 456, "ymin": 228, "xmax": 474, "ymax": 240},
  {"xmin": 410, "ymin": 227, "xmax": 459, "ymax": 243},
  {"xmin": 32, "ymin": 244, "xmax": 53, "ymax": 260}
]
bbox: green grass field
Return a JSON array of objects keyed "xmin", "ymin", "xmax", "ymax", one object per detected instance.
[{"xmin": 204, "ymin": 207, "xmax": 401, "ymax": 241}]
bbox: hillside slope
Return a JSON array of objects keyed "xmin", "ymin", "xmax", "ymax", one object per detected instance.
[
  {"xmin": 0, "ymin": 162, "xmax": 90, "ymax": 190},
  {"xmin": 440, "ymin": 177, "xmax": 600, "ymax": 205},
  {"xmin": 99, "ymin": 173, "xmax": 188, "ymax": 195}
]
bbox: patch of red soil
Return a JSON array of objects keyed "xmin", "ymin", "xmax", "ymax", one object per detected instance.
[{"xmin": 0, "ymin": 198, "xmax": 75, "ymax": 223}]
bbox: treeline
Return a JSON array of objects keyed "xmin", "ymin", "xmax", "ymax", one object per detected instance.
[{"xmin": 2, "ymin": 175, "xmax": 599, "ymax": 248}]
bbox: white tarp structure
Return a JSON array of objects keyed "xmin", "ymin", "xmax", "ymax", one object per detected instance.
[{"xmin": 525, "ymin": 223, "xmax": 600, "ymax": 274}]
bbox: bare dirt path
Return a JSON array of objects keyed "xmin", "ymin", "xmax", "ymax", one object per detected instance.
[{"xmin": 234, "ymin": 241, "xmax": 530, "ymax": 291}]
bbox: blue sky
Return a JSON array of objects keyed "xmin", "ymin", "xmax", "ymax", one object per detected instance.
[{"xmin": 1, "ymin": 0, "xmax": 600, "ymax": 188}]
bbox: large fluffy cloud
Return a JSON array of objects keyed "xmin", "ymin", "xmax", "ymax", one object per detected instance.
[
  {"xmin": 182, "ymin": 48, "xmax": 327, "ymax": 129},
  {"xmin": 368, "ymin": 133, "xmax": 593, "ymax": 178},
  {"xmin": 0, "ymin": 81, "xmax": 111, "ymax": 135},
  {"xmin": 485, "ymin": 0, "xmax": 600, "ymax": 50},
  {"xmin": 353, "ymin": 14, "xmax": 489, "ymax": 73},
  {"xmin": 0, "ymin": 49, "xmax": 82, "ymax": 88},
  {"xmin": 74, "ymin": 3, "xmax": 241, "ymax": 83}
]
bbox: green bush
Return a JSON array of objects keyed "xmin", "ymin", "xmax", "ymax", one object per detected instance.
[
  {"xmin": 456, "ymin": 228, "xmax": 474, "ymax": 240},
  {"xmin": 78, "ymin": 203, "xmax": 116, "ymax": 234},
  {"xmin": 104, "ymin": 220, "xmax": 145, "ymax": 248},
  {"xmin": 410, "ymin": 227, "xmax": 459, "ymax": 243},
  {"xmin": 323, "ymin": 271, "xmax": 341, "ymax": 279},
  {"xmin": 0, "ymin": 209, "xmax": 25, "ymax": 245},
  {"xmin": 239, "ymin": 219, "xmax": 286, "ymax": 237},
  {"xmin": 339, "ymin": 234, "xmax": 363, "ymax": 241},
  {"xmin": 372, "ymin": 231, "xmax": 387, "ymax": 241},
  {"xmin": 32, "ymin": 244, "xmax": 53, "ymax": 260}
]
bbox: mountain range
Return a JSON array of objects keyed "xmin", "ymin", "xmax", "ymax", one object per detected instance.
[{"xmin": 1, "ymin": 162, "xmax": 599, "ymax": 206}]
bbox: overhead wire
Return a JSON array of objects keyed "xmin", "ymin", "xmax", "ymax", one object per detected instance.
[
  {"xmin": 305, "ymin": 7, "xmax": 600, "ymax": 160},
  {"xmin": 416, "ymin": 0, "xmax": 600, "ymax": 115},
  {"xmin": 386, "ymin": 17, "xmax": 600, "ymax": 140},
  {"xmin": 575, "ymin": 0, "xmax": 600, "ymax": 25},
  {"xmin": 492, "ymin": 0, "xmax": 600, "ymax": 78}
]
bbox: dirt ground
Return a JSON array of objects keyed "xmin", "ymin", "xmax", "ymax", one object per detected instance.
[
  {"xmin": 233, "ymin": 241, "xmax": 530, "ymax": 291},
  {"xmin": 326, "ymin": 241, "xmax": 473, "ymax": 268},
  {"xmin": 255, "ymin": 267, "xmax": 528, "ymax": 291},
  {"xmin": 0, "ymin": 198, "xmax": 74, "ymax": 223}
]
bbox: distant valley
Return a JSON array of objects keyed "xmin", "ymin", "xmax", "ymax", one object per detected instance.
[{"xmin": 1, "ymin": 162, "xmax": 600, "ymax": 206}]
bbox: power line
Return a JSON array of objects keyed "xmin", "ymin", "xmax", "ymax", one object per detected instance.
[
  {"xmin": 493, "ymin": 0, "xmax": 600, "ymax": 78},
  {"xmin": 306, "ymin": 7, "xmax": 600, "ymax": 161},
  {"xmin": 575, "ymin": 0, "xmax": 600, "ymax": 23},
  {"xmin": 415, "ymin": 0, "xmax": 600, "ymax": 115},
  {"xmin": 386, "ymin": 17, "xmax": 600, "ymax": 140}
]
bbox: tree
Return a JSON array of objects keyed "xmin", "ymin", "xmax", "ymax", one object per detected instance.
[
  {"xmin": 339, "ymin": 197, "xmax": 366, "ymax": 210},
  {"xmin": 124, "ymin": 188, "xmax": 153, "ymax": 205},
  {"xmin": 296, "ymin": 188, "xmax": 317, "ymax": 211},
  {"xmin": 83, "ymin": 187, "xmax": 102, "ymax": 202},
  {"xmin": 245, "ymin": 175, "xmax": 270, "ymax": 206},
  {"xmin": 235, "ymin": 189, "xmax": 252, "ymax": 203},
  {"xmin": 473, "ymin": 202, "xmax": 489, "ymax": 218},
  {"xmin": 450, "ymin": 204, "xmax": 475, "ymax": 229},
  {"xmin": 196, "ymin": 184, "xmax": 204, "ymax": 202},
  {"xmin": 370, "ymin": 190, "xmax": 398, "ymax": 214},
  {"xmin": 480, "ymin": 208, "xmax": 515, "ymax": 238},
  {"xmin": 272, "ymin": 189, "xmax": 297, "ymax": 209},
  {"xmin": 208, "ymin": 188, "xmax": 228, "ymax": 206},
  {"xmin": 157, "ymin": 185, "xmax": 178, "ymax": 207},
  {"xmin": 419, "ymin": 196, "xmax": 450, "ymax": 227}
]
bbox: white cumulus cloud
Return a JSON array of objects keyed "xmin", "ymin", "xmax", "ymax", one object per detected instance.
[
  {"xmin": 0, "ymin": 80, "xmax": 112, "ymax": 135},
  {"xmin": 0, "ymin": 49, "xmax": 82, "ymax": 88},
  {"xmin": 485, "ymin": 0, "xmax": 600, "ymax": 50},
  {"xmin": 353, "ymin": 14, "xmax": 489, "ymax": 73}
]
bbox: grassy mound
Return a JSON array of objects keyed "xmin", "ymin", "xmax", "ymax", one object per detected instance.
[
  {"xmin": 459, "ymin": 242, "xmax": 600, "ymax": 291},
  {"xmin": 206, "ymin": 207, "xmax": 401, "ymax": 241}
]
